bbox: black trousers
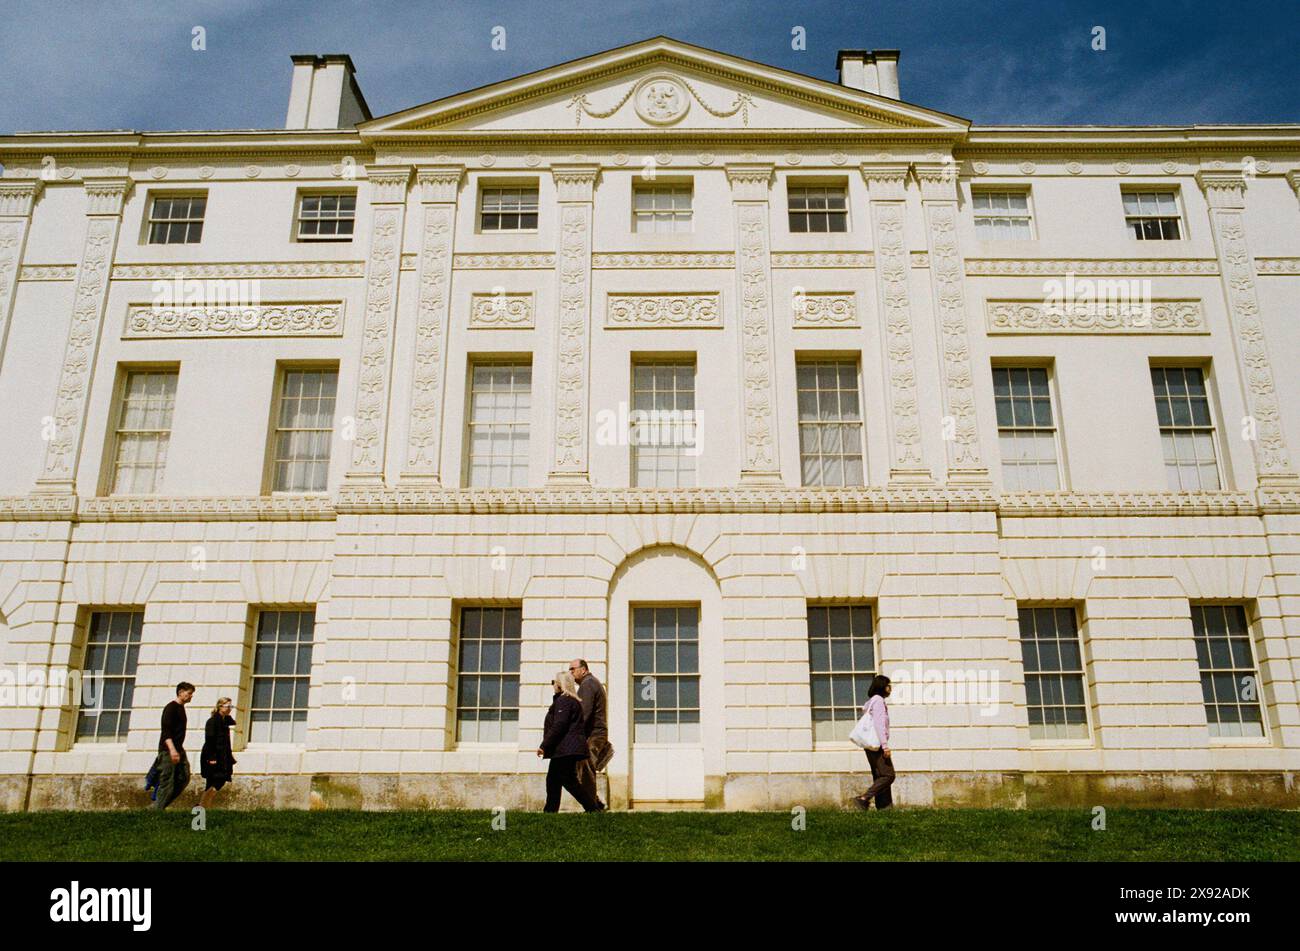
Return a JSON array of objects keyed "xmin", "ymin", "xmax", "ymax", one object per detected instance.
[
  {"xmin": 545, "ymin": 755, "xmax": 599, "ymax": 812},
  {"xmin": 863, "ymin": 748, "xmax": 895, "ymax": 809}
]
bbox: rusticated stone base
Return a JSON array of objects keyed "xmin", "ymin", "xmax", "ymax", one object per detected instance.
[{"xmin": 4, "ymin": 771, "xmax": 1296, "ymax": 812}]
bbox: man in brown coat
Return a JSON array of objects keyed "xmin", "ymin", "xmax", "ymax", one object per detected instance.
[{"xmin": 571, "ymin": 659, "xmax": 612, "ymax": 811}]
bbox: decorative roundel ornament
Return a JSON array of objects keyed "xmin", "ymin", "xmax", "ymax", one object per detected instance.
[
  {"xmin": 479, "ymin": 154, "xmax": 496, "ymax": 167},
  {"xmin": 244, "ymin": 164, "xmax": 262, "ymax": 178},
  {"xmin": 1161, "ymin": 160, "xmax": 1178, "ymax": 175},
  {"xmin": 525, "ymin": 154, "xmax": 541, "ymax": 167},
  {"xmin": 285, "ymin": 164, "xmax": 302, "ymax": 178},
  {"xmin": 785, "ymin": 153, "xmax": 802, "ymax": 165},
  {"xmin": 633, "ymin": 74, "xmax": 690, "ymax": 125},
  {"xmin": 1114, "ymin": 161, "xmax": 1131, "ymax": 175},
  {"xmin": 830, "ymin": 152, "xmax": 848, "ymax": 166},
  {"xmin": 972, "ymin": 161, "xmax": 990, "ymax": 175},
  {"xmin": 199, "ymin": 166, "xmax": 215, "ymax": 180},
  {"xmin": 654, "ymin": 152, "xmax": 672, "ymax": 166},
  {"xmin": 697, "ymin": 153, "xmax": 715, "ymax": 166},
  {"xmin": 1067, "ymin": 161, "xmax": 1084, "ymax": 175},
  {"xmin": 59, "ymin": 167, "xmax": 76, "ymax": 179},
  {"xmin": 612, "ymin": 153, "xmax": 629, "ymax": 166},
  {"xmin": 149, "ymin": 166, "xmax": 168, "ymax": 180},
  {"xmin": 1019, "ymin": 161, "xmax": 1037, "ymax": 175},
  {"xmin": 1256, "ymin": 159, "xmax": 1272, "ymax": 173}
]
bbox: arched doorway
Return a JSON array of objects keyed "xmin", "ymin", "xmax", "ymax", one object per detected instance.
[{"xmin": 607, "ymin": 546, "xmax": 723, "ymax": 807}]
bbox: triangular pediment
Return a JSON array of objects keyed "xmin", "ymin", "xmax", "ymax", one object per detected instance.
[{"xmin": 361, "ymin": 36, "xmax": 968, "ymax": 136}]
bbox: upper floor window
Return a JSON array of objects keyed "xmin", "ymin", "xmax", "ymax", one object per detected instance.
[
  {"xmin": 797, "ymin": 359, "xmax": 864, "ymax": 486},
  {"xmin": 480, "ymin": 186, "xmax": 538, "ymax": 232},
  {"xmin": 466, "ymin": 360, "xmax": 531, "ymax": 487},
  {"xmin": 993, "ymin": 366, "xmax": 1060, "ymax": 491},
  {"xmin": 973, "ymin": 190, "xmax": 1033, "ymax": 240},
  {"xmin": 296, "ymin": 192, "xmax": 356, "ymax": 241},
  {"xmin": 631, "ymin": 359, "xmax": 697, "ymax": 488},
  {"xmin": 633, "ymin": 184, "xmax": 692, "ymax": 233},
  {"xmin": 1123, "ymin": 190, "xmax": 1182, "ymax": 240},
  {"xmin": 269, "ymin": 367, "xmax": 337, "ymax": 493},
  {"xmin": 1150, "ymin": 366, "xmax": 1220, "ymax": 491},
  {"xmin": 147, "ymin": 195, "xmax": 206, "ymax": 244},
  {"xmin": 109, "ymin": 369, "xmax": 178, "ymax": 495},
  {"xmin": 788, "ymin": 185, "xmax": 847, "ymax": 233}
]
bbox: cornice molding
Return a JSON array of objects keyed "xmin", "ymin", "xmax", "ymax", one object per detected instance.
[
  {"xmin": 965, "ymin": 258, "xmax": 1219, "ymax": 277},
  {"xmin": 2, "ymin": 489, "xmax": 1294, "ymax": 521},
  {"xmin": 111, "ymin": 261, "xmax": 365, "ymax": 280}
]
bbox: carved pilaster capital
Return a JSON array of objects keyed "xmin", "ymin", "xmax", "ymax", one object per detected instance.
[
  {"xmin": 0, "ymin": 179, "xmax": 43, "ymax": 217},
  {"xmin": 83, "ymin": 178, "xmax": 132, "ymax": 216},
  {"xmin": 416, "ymin": 165, "xmax": 464, "ymax": 204},
  {"xmin": 551, "ymin": 163, "xmax": 601, "ymax": 202},
  {"xmin": 860, "ymin": 163, "xmax": 911, "ymax": 201},
  {"xmin": 1196, "ymin": 170, "xmax": 1247, "ymax": 210},
  {"xmin": 365, "ymin": 164, "xmax": 412, "ymax": 204},
  {"xmin": 912, "ymin": 161, "xmax": 961, "ymax": 202},
  {"xmin": 725, "ymin": 163, "xmax": 774, "ymax": 201},
  {"xmin": 1287, "ymin": 169, "xmax": 1300, "ymax": 200}
]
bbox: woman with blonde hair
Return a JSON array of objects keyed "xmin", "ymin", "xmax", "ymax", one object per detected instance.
[
  {"xmin": 199, "ymin": 696, "xmax": 237, "ymax": 809},
  {"xmin": 536, "ymin": 670, "xmax": 601, "ymax": 812}
]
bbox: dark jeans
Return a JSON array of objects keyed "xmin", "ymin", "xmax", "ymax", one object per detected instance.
[
  {"xmin": 863, "ymin": 748, "xmax": 895, "ymax": 809},
  {"xmin": 574, "ymin": 734, "xmax": 611, "ymax": 806},
  {"xmin": 152, "ymin": 750, "xmax": 191, "ymax": 810},
  {"xmin": 545, "ymin": 755, "xmax": 599, "ymax": 812}
]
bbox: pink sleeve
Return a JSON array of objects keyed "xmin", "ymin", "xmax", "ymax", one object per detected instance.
[{"xmin": 870, "ymin": 697, "xmax": 890, "ymax": 748}]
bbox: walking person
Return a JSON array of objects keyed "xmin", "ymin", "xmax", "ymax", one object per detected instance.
[
  {"xmin": 151, "ymin": 682, "xmax": 194, "ymax": 811},
  {"xmin": 854, "ymin": 675, "xmax": 895, "ymax": 810},
  {"xmin": 199, "ymin": 697, "xmax": 237, "ymax": 809},
  {"xmin": 571, "ymin": 658, "xmax": 611, "ymax": 811},
  {"xmin": 536, "ymin": 670, "xmax": 601, "ymax": 813}
]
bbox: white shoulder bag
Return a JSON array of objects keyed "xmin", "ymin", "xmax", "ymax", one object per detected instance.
[{"xmin": 849, "ymin": 701, "xmax": 881, "ymax": 750}]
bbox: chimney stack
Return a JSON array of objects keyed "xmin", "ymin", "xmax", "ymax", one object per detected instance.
[
  {"xmin": 836, "ymin": 49, "xmax": 901, "ymax": 100},
  {"xmin": 285, "ymin": 54, "xmax": 372, "ymax": 129}
]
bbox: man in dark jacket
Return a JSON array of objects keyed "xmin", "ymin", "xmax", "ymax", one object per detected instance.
[
  {"xmin": 571, "ymin": 659, "xmax": 612, "ymax": 811},
  {"xmin": 152, "ymin": 681, "xmax": 194, "ymax": 810}
]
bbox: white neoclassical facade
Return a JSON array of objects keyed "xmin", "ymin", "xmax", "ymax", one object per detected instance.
[{"xmin": 1, "ymin": 37, "xmax": 1299, "ymax": 810}]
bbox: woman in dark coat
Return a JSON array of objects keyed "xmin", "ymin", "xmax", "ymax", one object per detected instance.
[
  {"xmin": 536, "ymin": 671, "xmax": 602, "ymax": 812},
  {"xmin": 199, "ymin": 697, "xmax": 237, "ymax": 808}
]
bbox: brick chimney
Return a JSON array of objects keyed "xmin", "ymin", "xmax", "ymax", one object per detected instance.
[{"xmin": 285, "ymin": 54, "xmax": 372, "ymax": 129}]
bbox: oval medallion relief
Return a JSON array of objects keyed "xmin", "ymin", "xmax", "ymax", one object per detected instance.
[{"xmin": 633, "ymin": 74, "xmax": 690, "ymax": 125}]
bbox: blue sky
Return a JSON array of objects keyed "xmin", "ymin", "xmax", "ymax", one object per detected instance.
[{"xmin": 2, "ymin": 0, "xmax": 1298, "ymax": 132}]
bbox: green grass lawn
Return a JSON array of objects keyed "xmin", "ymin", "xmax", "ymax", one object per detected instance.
[{"xmin": 1, "ymin": 808, "xmax": 1296, "ymax": 861}]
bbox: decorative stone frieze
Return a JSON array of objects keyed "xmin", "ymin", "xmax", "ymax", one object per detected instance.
[
  {"xmin": 470, "ymin": 292, "xmax": 534, "ymax": 328},
  {"xmin": 792, "ymin": 293, "xmax": 857, "ymax": 327},
  {"xmin": 592, "ymin": 252, "xmax": 733, "ymax": 269},
  {"xmin": 454, "ymin": 253, "xmax": 555, "ymax": 269},
  {"xmin": 770, "ymin": 252, "xmax": 873, "ymax": 269},
  {"xmin": 986, "ymin": 300, "xmax": 1206, "ymax": 334},
  {"xmin": 123, "ymin": 302, "xmax": 343, "ymax": 338},
  {"xmin": 965, "ymin": 258, "xmax": 1219, "ymax": 276},
  {"xmin": 606, "ymin": 293, "xmax": 720, "ymax": 328}
]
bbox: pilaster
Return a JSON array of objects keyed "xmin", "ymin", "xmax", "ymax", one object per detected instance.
[
  {"xmin": 1196, "ymin": 170, "xmax": 1298, "ymax": 487},
  {"xmin": 34, "ymin": 178, "xmax": 131, "ymax": 494},
  {"xmin": 547, "ymin": 163, "xmax": 599, "ymax": 485},
  {"xmin": 726, "ymin": 163, "xmax": 782, "ymax": 484},
  {"xmin": 400, "ymin": 165, "xmax": 463, "ymax": 483},
  {"xmin": 0, "ymin": 179, "xmax": 43, "ymax": 378},
  {"xmin": 914, "ymin": 161, "xmax": 989, "ymax": 485},
  {"xmin": 345, "ymin": 164, "xmax": 411, "ymax": 484},
  {"xmin": 861, "ymin": 163, "xmax": 931, "ymax": 484}
]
